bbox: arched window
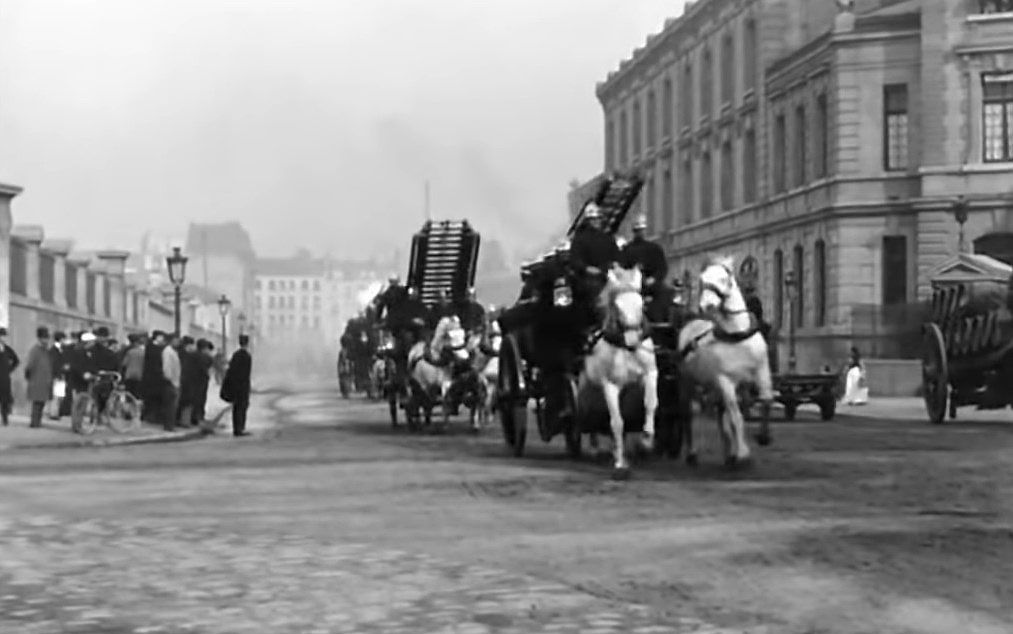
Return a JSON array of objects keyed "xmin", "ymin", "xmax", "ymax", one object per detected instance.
[
  {"xmin": 744, "ymin": 20, "xmax": 757, "ymax": 91},
  {"xmin": 721, "ymin": 33, "xmax": 735, "ymax": 104},
  {"xmin": 720, "ymin": 140, "xmax": 734, "ymax": 211},
  {"xmin": 662, "ymin": 77, "xmax": 673, "ymax": 136},
  {"xmin": 773, "ymin": 249, "xmax": 784, "ymax": 330},
  {"xmin": 700, "ymin": 151, "xmax": 713, "ymax": 218},
  {"xmin": 701, "ymin": 47, "xmax": 713, "ymax": 116},
  {"xmin": 619, "ymin": 110, "xmax": 629, "ymax": 165},
  {"xmin": 814, "ymin": 239, "xmax": 827, "ymax": 327},
  {"xmin": 793, "ymin": 244, "xmax": 805, "ymax": 327},
  {"xmin": 268, "ymin": 280, "xmax": 276, "ymax": 291},
  {"xmin": 683, "ymin": 62, "xmax": 694, "ymax": 127},
  {"xmin": 682, "ymin": 155, "xmax": 694, "ymax": 223},
  {"xmin": 633, "ymin": 100, "xmax": 643, "ymax": 156},
  {"xmin": 606, "ymin": 119, "xmax": 616, "ymax": 169},
  {"xmin": 743, "ymin": 128, "xmax": 757, "ymax": 202},
  {"xmin": 663, "ymin": 166, "xmax": 674, "ymax": 232},
  {"xmin": 647, "ymin": 90, "xmax": 657, "ymax": 148},
  {"xmin": 795, "ymin": 104, "xmax": 807, "ymax": 187}
]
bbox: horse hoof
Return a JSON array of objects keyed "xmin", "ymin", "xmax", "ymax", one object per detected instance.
[
  {"xmin": 724, "ymin": 456, "xmax": 753, "ymax": 470},
  {"xmin": 755, "ymin": 432, "xmax": 772, "ymax": 447},
  {"xmin": 611, "ymin": 466, "xmax": 631, "ymax": 481},
  {"xmin": 686, "ymin": 453, "xmax": 699, "ymax": 467}
]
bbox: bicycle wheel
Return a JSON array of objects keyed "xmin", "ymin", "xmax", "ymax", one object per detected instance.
[
  {"xmin": 76, "ymin": 396, "xmax": 99, "ymax": 435},
  {"xmin": 107, "ymin": 391, "xmax": 141, "ymax": 433}
]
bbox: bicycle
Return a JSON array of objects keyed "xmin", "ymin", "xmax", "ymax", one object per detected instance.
[{"xmin": 72, "ymin": 371, "xmax": 142, "ymax": 435}]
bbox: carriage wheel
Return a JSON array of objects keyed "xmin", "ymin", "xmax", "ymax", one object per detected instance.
[
  {"xmin": 563, "ymin": 377, "xmax": 582, "ymax": 459},
  {"xmin": 922, "ymin": 323, "xmax": 949, "ymax": 425},
  {"xmin": 498, "ymin": 333, "xmax": 528, "ymax": 457},
  {"xmin": 783, "ymin": 401, "xmax": 798, "ymax": 421}
]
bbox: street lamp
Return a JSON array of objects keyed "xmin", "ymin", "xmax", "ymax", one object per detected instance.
[
  {"xmin": 784, "ymin": 269, "xmax": 799, "ymax": 373},
  {"xmin": 166, "ymin": 247, "xmax": 188, "ymax": 336},
  {"xmin": 217, "ymin": 294, "xmax": 231, "ymax": 357}
]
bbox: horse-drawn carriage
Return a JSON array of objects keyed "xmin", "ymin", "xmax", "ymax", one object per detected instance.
[
  {"xmin": 921, "ymin": 252, "xmax": 1013, "ymax": 424},
  {"xmin": 496, "ymin": 172, "xmax": 687, "ymax": 469},
  {"xmin": 386, "ymin": 219, "xmax": 484, "ymax": 430}
]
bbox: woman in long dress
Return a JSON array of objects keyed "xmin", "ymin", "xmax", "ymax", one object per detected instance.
[{"xmin": 842, "ymin": 346, "xmax": 868, "ymax": 405}]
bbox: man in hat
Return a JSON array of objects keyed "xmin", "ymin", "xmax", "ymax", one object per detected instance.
[
  {"xmin": 177, "ymin": 336, "xmax": 200, "ymax": 427},
  {"xmin": 620, "ymin": 214, "xmax": 669, "ymax": 297},
  {"xmin": 141, "ymin": 331, "xmax": 167, "ymax": 423},
  {"xmin": 48, "ymin": 330, "xmax": 71, "ymax": 420},
  {"xmin": 25, "ymin": 326, "xmax": 54, "ymax": 428},
  {"xmin": 67, "ymin": 332, "xmax": 99, "ymax": 433},
  {"xmin": 221, "ymin": 335, "xmax": 253, "ymax": 437},
  {"xmin": 0, "ymin": 327, "xmax": 19, "ymax": 426},
  {"xmin": 192, "ymin": 339, "xmax": 215, "ymax": 426},
  {"xmin": 92, "ymin": 326, "xmax": 120, "ymax": 374},
  {"xmin": 459, "ymin": 287, "xmax": 485, "ymax": 335},
  {"xmin": 569, "ymin": 201, "xmax": 620, "ymax": 340}
]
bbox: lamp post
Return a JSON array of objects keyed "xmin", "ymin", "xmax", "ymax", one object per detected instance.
[
  {"xmin": 784, "ymin": 269, "xmax": 798, "ymax": 373},
  {"xmin": 166, "ymin": 247, "xmax": 189, "ymax": 337},
  {"xmin": 217, "ymin": 294, "xmax": 231, "ymax": 357}
]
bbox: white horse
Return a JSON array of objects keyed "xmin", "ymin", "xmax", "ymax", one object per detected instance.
[
  {"xmin": 407, "ymin": 315, "xmax": 469, "ymax": 427},
  {"xmin": 580, "ymin": 265, "xmax": 659, "ymax": 479},
  {"xmin": 468, "ymin": 318, "xmax": 501, "ymax": 430},
  {"xmin": 678, "ymin": 256, "xmax": 773, "ymax": 467}
]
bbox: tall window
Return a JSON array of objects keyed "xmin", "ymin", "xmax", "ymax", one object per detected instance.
[
  {"xmin": 65, "ymin": 263, "xmax": 78, "ymax": 308},
  {"xmin": 644, "ymin": 178, "xmax": 655, "ymax": 230},
  {"xmin": 682, "ymin": 156, "xmax": 694, "ymax": 223},
  {"xmin": 773, "ymin": 249, "xmax": 784, "ymax": 330},
  {"xmin": 662, "ymin": 77, "xmax": 673, "ymax": 136},
  {"xmin": 743, "ymin": 129, "xmax": 757, "ymax": 202},
  {"xmin": 606, "ymin": 119, "xmax": 616, "ymax": 169},
  {"xmin": 814, "ymin": 239, "xmax": 827, "ymax": 327},
  {"xmin": 773, "ymin": 114, "xmax": 787, "ymax": 192},
  {"xmin": 313, "ymin": 279, "xmax": 321, "ymax": 291},
  {"xmin": 86, "ymin": 273, "xmax": 96, "ymax": 315},
  {"xmin": 882, "ymin": 236, "xmax": 908, "ymax": 305},
  {"xmin": 103, "ymin": 277, "xmax": 111, "ymax": 316},
  {"xmin": 9, "ymin": 241, "xmax": 26, "ymax": 295},
  {"xmin": 700, "ymin": 151, "xmax": 713, "ymax": 218},
  {"xmin": 721, "ymin": 34, "xmax": 735, "ymax": 104},
  {"xmin": 633, "ymin": 100, "xmax": 643, "ymax": 156},
  {"xmin": 983, "ymin": 72, "xmax": 1013, "ymax": 162},
  {"xmin": 744, "ymin": 20, "xmax": 757, "ymax": 92},
  {"xmin": 816, "ymin": 93, "xmax": 829, "ymax": 178},
  {"xmin": 619, "ymin": 110, "xmax": 629, "ymax": 165},
  {"xmin": 663, "ymin": 167, "xmax": 674, "ymax": 231},
  {"xmin": 647, "ymin": 90, "xmax": 657, "ymax": 148},
  {"xmin": 701, "ymin": 47, "xmax": 713, "ymax": 117},
  {"xmin": 720, "ymin": 140, "xmax": 734, "ymax": 211},
  {"xmin": 884, "ymin": 84, "xmax": 910, "ymax": 170},
  {"xmin": 682, "ymin": 63, "xmax": 693, "ymax": 127},
  {"xmin": 795, "ymin": 105, "xmax": 807, "ymax": 187},
  {"xmin": 40, "ymin": 253, "xmax": 55, "ymax": 303},
  {"xmin": 268, "ymin": 280, "xmax": 276, "ymax": 291},
  {"xmin": 977, "ymin": 1, "xmax": 1013, "ymax": 15},
  {"xmin": 793, "ymin": 245, "xmax": 805, "ymax": 327}
]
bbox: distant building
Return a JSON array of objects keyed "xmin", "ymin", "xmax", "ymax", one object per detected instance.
[
  {"xmin": 595, "ymin": 0, "xmax": 1013, "ymax": 363},
  {"xmin": 184, "ymin": 222, "xmax": 257, "ymax": 336},
  {"xmin": 252, "ymin": 253, "xmax": 384, "ymax": 342}
]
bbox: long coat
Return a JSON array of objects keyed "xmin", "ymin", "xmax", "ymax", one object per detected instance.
[
  {"xmin": 0, "ymin": 344, "xmax": 21, "ymax": 405},
  {"xmin": 25, "ymin": 343, "xmax": 54, "ymax": 403},
  {"xmin": 221, "ymin": 348, "xmax": 252, "ymax": 404}
]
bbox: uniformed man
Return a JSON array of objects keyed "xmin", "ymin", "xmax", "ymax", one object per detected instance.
[
  {"xmin": 569, "ymin": 201, "xmax": 620, "ymax": 336},
  {"xmin": 620, "ymin": 214, "xmax": 668, "ymax": 296},
  {"xmin": 429, "ymin": 289, "xmax": 456, "ymax": 329},
  {"xmin": 375, "ymin": 276, "xmax": 408, "ymax": 329},
  {"xmin": 459, "ymin": 288, "xmax": 486, "ymax": 334}
]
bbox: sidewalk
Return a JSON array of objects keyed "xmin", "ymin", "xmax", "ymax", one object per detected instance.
[
  {"xmin": 0, "ymin": 415, "xmax": 206, "ymax": 451},
  {"xmin": 833, "ymin": 396, "xmax": 1013, "ymax": 424}
]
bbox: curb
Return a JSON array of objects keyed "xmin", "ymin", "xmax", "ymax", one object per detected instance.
[{"xmin": 0, "ymin": 427, "xmax": 207, "ymax": 452}]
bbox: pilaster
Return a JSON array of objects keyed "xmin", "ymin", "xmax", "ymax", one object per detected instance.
[
  {"xmin": 0, "ymin": 183, "xmax": 22, "ymax": 327},
  {"xmin": 13, "ymin": 225, "xmax": 44, "ymax": 301},
  {"xmin": 43, "ymin": 240, "xmax": 72, "ymax": 309}
]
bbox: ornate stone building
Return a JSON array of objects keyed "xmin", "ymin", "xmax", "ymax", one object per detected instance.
[{"xmin": 596, "ymin": 0, "xmax": 1013, "ymax": 365}]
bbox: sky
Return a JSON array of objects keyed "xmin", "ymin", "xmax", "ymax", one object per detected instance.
[{"xmin": 0, "ymin": 0, "xmax": 686, "ymax": 261}]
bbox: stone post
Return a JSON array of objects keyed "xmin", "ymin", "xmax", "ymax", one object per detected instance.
[
  {"xmin": 13, "ymin": 225, "xmax": 45, "ymax": 301},
  {"xmin": 67, "ymin": 254, "xmax": 91, "ymax": 319},
  {"xmin": 42, "ymin": 240, "xmax": 72, "ymax": 310},
  {"xmin": 98, "ymin": 250, "xmax": 129, "ymax": 334},
  {"xmin": 0, "ymin": 183, "xmax": 23, "ymax": 327}
]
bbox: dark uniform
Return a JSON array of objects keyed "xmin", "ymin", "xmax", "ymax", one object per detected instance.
[
  {"xmin": 569, "ymin": 223, "xmax": 619, "ymax": 332},
  {"xmin": 620, "ymin": 236, "xmax": 668, "ymax": 291},
  {"xmin": 459, "ymin": 299, "xmax": 486, "ymax": 333}
]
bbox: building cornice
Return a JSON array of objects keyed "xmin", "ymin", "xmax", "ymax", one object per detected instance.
[
  {"xmin": 953, "ymin": 43, "xmax": 1013, "ymax": 57},
  {"xmin": 831, "ymin": 28, "xmax": 920, "ymax": 45}
]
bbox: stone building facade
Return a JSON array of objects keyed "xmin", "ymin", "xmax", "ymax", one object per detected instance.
[{"xmin": 596, "ymin": 0, "xmax": 1013, "ymax": 365}]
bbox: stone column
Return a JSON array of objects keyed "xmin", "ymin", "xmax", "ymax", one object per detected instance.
[
  {"xmin": 43, "ymin": 240, "xmax": 72, "ymax": 310},
  {"xmin": 67, "ymin": 255, "xmax": 91, "ymax": 318},
  {"xmin": 0, "ymin": 183, "xmax": 24, "ymax": 327},
  {"xmin": 98, "ymin": 251, "xmax": 129, "ymax": 333},
  {"xmin": 13, "ymin": 225, "xmax": 45, "ymax": 301}
]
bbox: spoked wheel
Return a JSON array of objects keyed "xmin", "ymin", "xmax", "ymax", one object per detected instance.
[
  {"xmin": 922, "ymin": 323, "xmax": 949, "ymax": 425},
  {"xmin": 498, "ymin": 333, "xmax": 528, "ymax": 457},
  {"xmin": 106, "ymin": 390, "xmax": 141, "ymax": 433},
  {"xmin": 74, "ymin": 396, "xmax": 100, "ymax": 436}
]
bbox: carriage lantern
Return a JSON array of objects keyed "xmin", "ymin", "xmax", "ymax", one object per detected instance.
[{"xmin": 784, "ymin": 270, "xmax": 798, "ymax": 373}]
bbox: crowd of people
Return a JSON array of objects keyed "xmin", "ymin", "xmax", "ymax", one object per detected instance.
[{"xmin": 2, "ymin": 326, "xmax": 253, "ymax": 436}]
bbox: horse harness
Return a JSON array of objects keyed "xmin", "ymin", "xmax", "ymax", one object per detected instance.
[{"xmin": 677, "ymin": 312, "xmax": 762, "ymax": 362}]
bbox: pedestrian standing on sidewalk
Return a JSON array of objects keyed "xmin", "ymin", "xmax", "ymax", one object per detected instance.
[
  {"xmin": 221, "ymin": 334, "xmax": 252, "ymax": 437},
  {"xmin": 176, "ymin": 336, "xmax": 199, "ymax": 427},
  {"xmin": 141, "ymin": 331, "xmax": 167, "ymax": 423},
  {"xmin": 47, "ymin": 331, "xmax": 70, "ymax": 420},
  {"xmin": 192, "ymin": 339, "xmax": 214, "ymax": 426},
  {"xmin": 67, "ymin": 332, "xmax": 99, "ymax": 433},
  {"xmin": 24, "ymin": 327, "xmax": 54, "ymax": 429},
  {"xmin": 0, "ymin": 327, "xmax": 21, "ymax": 426},
  {"xmin": 121, "ymin": 334, "xmax": 145, "ymax": 399},
  {"xmin": 161, "ymin": 334, "xmax": 182, "ymax": 431}
]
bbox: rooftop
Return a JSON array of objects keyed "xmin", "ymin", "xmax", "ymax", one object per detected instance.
[{"xmin": 184, "ymin": 222, "xmax": 256, "ymax": 262}]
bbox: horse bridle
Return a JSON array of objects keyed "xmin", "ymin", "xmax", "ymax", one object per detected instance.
[
  {"xmin": 701, "ymin": 264, "xmax": 749, "ymax": 317},
  {"xmin": 603, "ymin": 287, "xmax": 649, "ymax": 352}
]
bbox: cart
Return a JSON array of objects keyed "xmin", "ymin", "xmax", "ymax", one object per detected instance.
[{"xmin": 921, "ymin": 252, "xmax": 1013, "ymax": 424}]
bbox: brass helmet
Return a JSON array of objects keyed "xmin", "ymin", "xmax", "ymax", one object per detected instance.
[{"xmin": 632, "ymin": 214, "xmax": 648, "ymax": 231}]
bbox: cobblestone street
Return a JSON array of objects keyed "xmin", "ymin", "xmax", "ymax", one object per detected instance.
[{"xmin": 1, "ymin": 381, "xmax": 1010, "ymax": 633}]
